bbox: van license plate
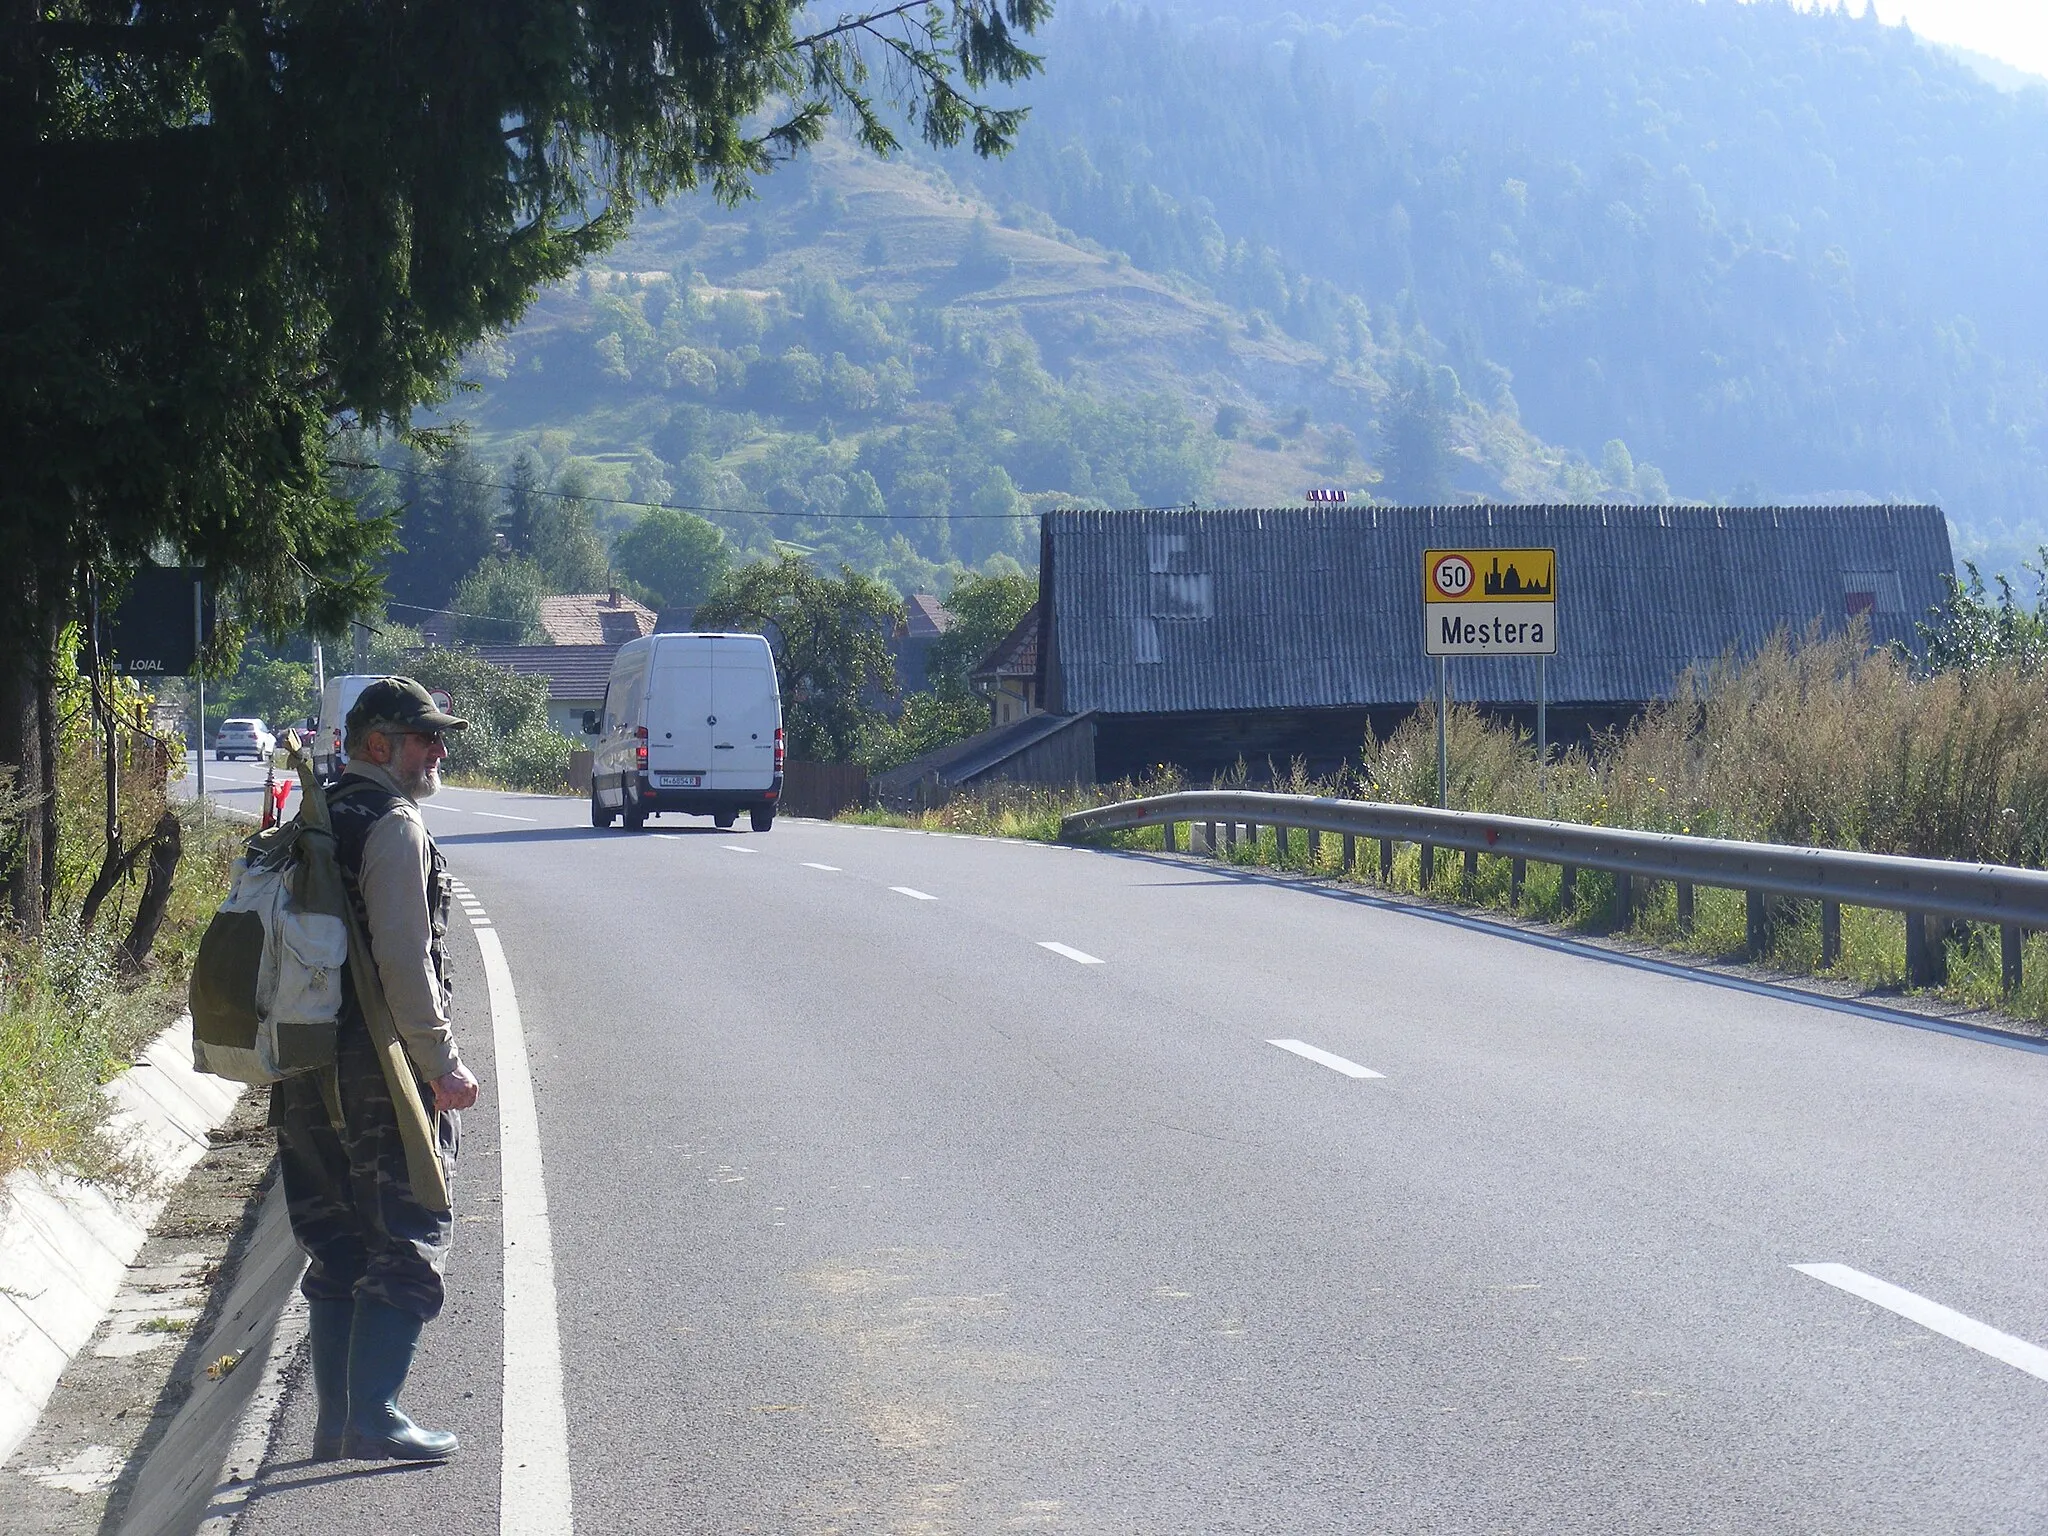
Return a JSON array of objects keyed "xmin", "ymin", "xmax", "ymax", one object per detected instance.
[{"xmin": 655, "ymin": 773, "xmax": 702, "ymax": 788}]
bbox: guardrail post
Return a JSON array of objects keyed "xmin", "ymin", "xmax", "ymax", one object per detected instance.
[
  {"xmin": 1378, "ymin": 838, "xmax": 1393, "ymax": 884},
  {"xmin": 1225, "ymin": 821, "xmax": 1237, "ymax": 852},
  {"xmin": 1421, "ymin": 842, "xmax": 1435, "ymax": 887},
  {"xmin": 1341, "ymin": 833, "xmax": 1355, "ymax": 873},
  {"xmin": 1745, "ymin": 890, "xmax": 1771, "ymax": 959},
  {"xmin": 1676, "ymin": 882, "xmax": 1695, "ymax": 937},
  {"xmin": 1509, "ymin": 858, "xmax": 1526, "ymax": 909},
  {"xmin": 1306, "ymin": 828, "xmax": 1320, "ymax": 867},
  {"xmin": 1275, "ymin": 824, "xmax": 1290, "ymax": 861},
  {"xmin": 1461, "ymin": 847, "xmax": 1478, "ymax": 901},
  {"xmin": 1204, "ymin": 820, "xmax": 1217, "ymax": 854},
  {"xmin": 2003, "ymin": 923, "xmax": 2024, "ymax": 995},
  {"xmin": 1611, "ymin": 873, "xmax": 1635, "ymax": 932},
  {"xmin": 1560, "ymin": 865, "xmax": 1577, "ymax": 913},
  {"xmin": 1905, "ymin": 911, "xmax": 1946, "ymax": 987},
  {"xmin": 1820, "ymin": 901, "xmax": 1841, "ymax": 968},
  {"xmin": 1162, "ymin": 819, "xmax": 1176, "ymax": 853}
]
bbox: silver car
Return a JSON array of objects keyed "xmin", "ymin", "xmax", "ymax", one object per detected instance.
[{"xmin": 213, "ymin": 718, "xmax": 276, "ymax": 761}]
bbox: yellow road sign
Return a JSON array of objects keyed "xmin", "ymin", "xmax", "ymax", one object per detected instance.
[
  {"xmin": 1424, "ymin": 548, "xmax": 1555, "ymax": 603},
  {"xmin": 1424, "ymin": 547, "xmax": 1557, "ymax": 656}
]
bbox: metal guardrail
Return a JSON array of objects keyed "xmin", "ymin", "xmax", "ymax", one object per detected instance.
[{"xmin": 1061, "ymin": 790, "xmax": 2048, "ymax": 992}]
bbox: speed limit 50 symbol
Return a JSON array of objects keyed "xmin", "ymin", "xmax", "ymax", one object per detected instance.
[{"xmin": 1430, "ymin": 553, "xmax": 1474, "ymax": 600}]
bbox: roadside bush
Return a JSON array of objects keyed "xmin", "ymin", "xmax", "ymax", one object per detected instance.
[{"xmin": 487, "ymin": 722, "xmax": 576, "ymax": 793}]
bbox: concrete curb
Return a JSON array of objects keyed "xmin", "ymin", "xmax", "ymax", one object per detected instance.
[{"xmin": 0, "ymin": 1016, "xmax": 244, "ymax": 1466}]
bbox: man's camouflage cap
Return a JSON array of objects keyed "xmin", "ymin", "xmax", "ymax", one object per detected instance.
[{"xmin": 345, "ymin": 676, "xmax": 469, "ymax": 737}]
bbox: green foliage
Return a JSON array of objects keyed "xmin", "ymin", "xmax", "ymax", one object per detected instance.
[
  {"xmin": 928, "ymin": 569, "xmax": 1038, "ymax": 699},
  {"xmin": 361, "ymin": 633, "xmax": 572, "ymax": 790},
  {"xmin": 3, "ymin": 0, "xmax": 1050, "ymax": 785},
  {"xmin": 1919, "ymin": 556, "xmax": 2048, "ymax": 674},
  {"xmin": 613, "ymin": 508, "xmax": 731, "ymax": 615},
  {"xmin": 214, "ymin": 656, "xmax": 317, "ymax": 732},
  {"xmin": 694, "ymin": 554, "xmax": 904, "ymax": 761},
  {"xmin": 1376, "ymin": 373, "xmax": 1455, "ymax": 504},
  {"xmin": 528, "ymin": 465, "xmax": 613, "ymax": 592},
  {"xmin": 390, "ymin": 441, "xmax": 500, "ymax": 614},
  {"xmin": 451, "ymin": 557, "xmax": 550, "ymax": 646},
  {"xmin": 465, "ymin": 259, "xmax": 1222, "ymax": 580}
]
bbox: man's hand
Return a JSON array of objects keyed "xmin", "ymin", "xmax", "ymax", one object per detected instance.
[{"xmin": 432, "ymin": 1061, "xmax": 480, "ymax": 1112}]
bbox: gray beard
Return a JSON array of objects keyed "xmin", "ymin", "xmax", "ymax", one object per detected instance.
[{"xmin": 400, "ymin": 763, "xmax": 440, "ymax": 800}]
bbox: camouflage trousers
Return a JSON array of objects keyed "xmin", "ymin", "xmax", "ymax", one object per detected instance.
[{"xmin": 270, "ymin": 1012, "xmax": 458, "ymax": 1321}]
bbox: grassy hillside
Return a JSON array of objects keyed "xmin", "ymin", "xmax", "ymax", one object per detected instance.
[{"xmin": 438, "ymin": 137, "xmax": 1591, "ymax": 592}]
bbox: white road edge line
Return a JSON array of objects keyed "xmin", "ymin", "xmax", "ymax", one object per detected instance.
[
  {"xmin": 1267, "ymin": 1038, "xmax": 1385, "ymax": 1079},
  {"xmin": 1038, "ymin": 941, "xmax": 1104, "ymax": 965},
  {"xmin": 1793, "ymin": 1263, "xmax": 2048, "ymax": 1383},
  {"xmin": 890, "ymin": 886, "xmax": 937, "ymax": 900},
  {"xmin": 802, "ymin": 862, "xmax": 840, "ymax": 871},
  {"xmin": 722, "ymin": 844, "xmax": 760, "ymax": 854},
  {"xmin": 471, "ymin": 811, "xmax": 539, "ymax": 823},
  {"xmin": 475, "ymin": 925, "xmax": 575, "ymax": 1534}
]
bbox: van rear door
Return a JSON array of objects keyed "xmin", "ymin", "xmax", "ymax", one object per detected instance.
[
  {"xmin": 645, "ymin": 637, "xmax": 716, "ymax": 784},
  {"xmin": 708, "ymin": 637, "xmax": 780, "ymax": 791}
]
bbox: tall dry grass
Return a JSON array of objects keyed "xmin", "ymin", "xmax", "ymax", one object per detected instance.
[
  {"xmin": 1362, "ymin": 629, "xmax": 2048, "ymax": 867},
  {"xmin": 848, "ymin": 630, "xmax": 2048, "ymax": 1019}
]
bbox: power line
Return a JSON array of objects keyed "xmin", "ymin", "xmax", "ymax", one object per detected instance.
[{"xmin": 327, "ymin": 457, "xmax": 1044, "ymax": 521}]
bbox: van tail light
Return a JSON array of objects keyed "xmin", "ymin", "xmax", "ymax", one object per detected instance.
[
  {"xmin": 635, "ymin": 725, "xmax": 648, "ymax": 769},
  {"xmin": 773, "ymin": 727, "xmax": 784, "ymax": 773}
]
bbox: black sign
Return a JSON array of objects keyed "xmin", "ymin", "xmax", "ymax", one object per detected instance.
[{"xmin": 106, "ymin": 568, "xmax": 213, "ymax": 677}]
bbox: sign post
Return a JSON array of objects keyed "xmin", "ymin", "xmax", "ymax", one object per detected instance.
[{"xmin": 1423, "ymin": 547, "xmax": 1559, "ymax": 806}]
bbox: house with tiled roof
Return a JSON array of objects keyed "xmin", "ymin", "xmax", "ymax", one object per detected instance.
[
  {"xmin": 470, "ymin": 644, "xmax": 619, "ymax": 740},
  {"xmin": 970, "ymin": 605, "xmax": 1042, "ymax": 727},
  {"xmin": 537, "ymin": 590, "xmax": 658, "ymax": 647},
  {"xmin": 887, "ymin": 592, "xmax": 954, "ymax": 700}
]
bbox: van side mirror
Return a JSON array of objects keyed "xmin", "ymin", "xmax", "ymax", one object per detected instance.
[{"xmin": 582, "ymin": 710, "xmax": 600, "ymax": 735}]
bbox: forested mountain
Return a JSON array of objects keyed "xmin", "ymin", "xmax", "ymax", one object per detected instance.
[
  {"xmin": 944, "ymin": 0, "xmax": 2048, "ymax": 572},
  {"xmin": 429, "ymin": 137, "xmax": 1578, "ymax": 609},
  {"xmin": 427, "ymin": 0, "xmax": 2048, "ymax": 611}
]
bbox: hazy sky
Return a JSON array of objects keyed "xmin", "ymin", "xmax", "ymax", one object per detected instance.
[{"xmin": 1794, "ymin": 0, "xmax": 2048, "ymax": 78}]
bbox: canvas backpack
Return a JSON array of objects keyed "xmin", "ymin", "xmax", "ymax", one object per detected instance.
[{"xmin": 190, "ymin": 745, "xmax": 351, "ymax": 1084}]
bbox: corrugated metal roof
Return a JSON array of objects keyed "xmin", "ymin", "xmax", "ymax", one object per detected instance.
[
  {"xmin": 470, "ymin": 643, "xmax": 618, "ymax": 700},
  {"xmin": 1044, "ymin": 504, "xmax": 1954, "ymax": 714}
]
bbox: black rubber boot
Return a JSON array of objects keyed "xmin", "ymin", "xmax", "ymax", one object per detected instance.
[
  {"xmin": 341, "ymin": 1297, "xmax": 459, "ymax": 1462},
  {"xmin": 307, "ymin": 1297, "xmax": 354, "ymax": 1460}
]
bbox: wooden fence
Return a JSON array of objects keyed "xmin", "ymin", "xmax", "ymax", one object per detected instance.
[{"xmin": 780, "ymin": 760, "xmax": 869, "ymax": 820}]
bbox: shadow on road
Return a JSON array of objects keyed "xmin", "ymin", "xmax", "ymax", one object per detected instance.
[{"xmin": 1084, "ymin": 846, "xmax": 2048, "ymax": 1058}]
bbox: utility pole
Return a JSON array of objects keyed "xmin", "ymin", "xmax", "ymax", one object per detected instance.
[{"xmin": 193, "ymin": 576, "xmax": 205, "ymax": 817}]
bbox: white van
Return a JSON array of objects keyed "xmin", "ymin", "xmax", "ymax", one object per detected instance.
[
  {"xmin": 313, "ymin": 673, "xmax": 383, "ymax": 778},
  {"xmin": 587, "ymin": 633, "xmax": 783, "ymax": 831}
]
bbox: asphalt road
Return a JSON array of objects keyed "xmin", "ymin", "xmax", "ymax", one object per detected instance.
[{"xmin": 193, "ymin": 758, "xmax": 2048, "ymax": 1533}]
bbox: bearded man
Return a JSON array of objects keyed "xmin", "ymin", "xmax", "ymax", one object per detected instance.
[{"xmin": 270, "ymin": 676, "xmax": 482, "ymax": 1461}]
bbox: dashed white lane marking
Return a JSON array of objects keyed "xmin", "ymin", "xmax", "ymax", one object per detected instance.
[
  {"xmin": 722, "ymin": 844, "xmax": 759, "ymax": 854},
  {"xmin": 802, "ymin": 862, "xmax": 840, "ymax": 871},
  {"xmin": 469, "ymin": 898, "xmax": 576, "ymax": 1534},
  {"xmin": 890, "ymin": 886, "xmax": 937, "ymax": 901},
  {"xmin": 1793, "ymin": 1263, "xmax": 2048, "ymax": 1384},
  {"xmin": 471, "ymin": 810, "xmax": 539, "ymax": 822},
  {"xmin": 1038, "ymin": 941, "xmax": 1104, "ymax": 965},
  {"xmin": 1267, "ymin": 1038, "xmax": 1385, "ymax": 1079}
]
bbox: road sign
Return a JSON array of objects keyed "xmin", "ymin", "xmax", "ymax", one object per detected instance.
[
  {"xmin": 429, "ymin": 688, "xmax": 455, "ymax": 714},
  {"xmin": 107, "ymin": 567, "xmax": 213, "ymax": 675},
  {"xmin": 1423, "ymin": 547, "xmax": 1556, "ymax": 656}
]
